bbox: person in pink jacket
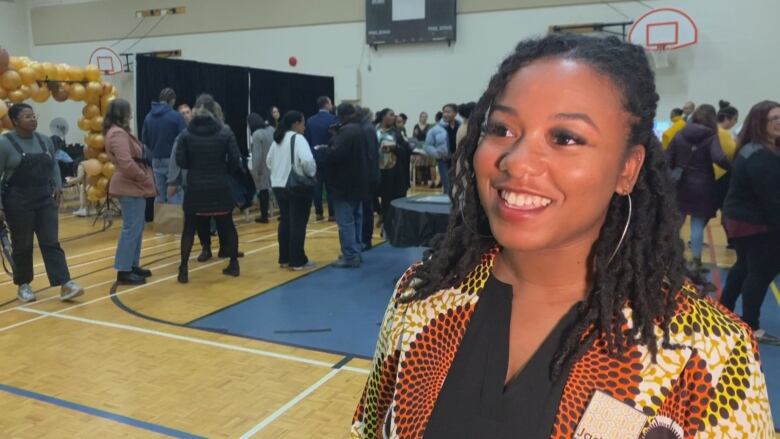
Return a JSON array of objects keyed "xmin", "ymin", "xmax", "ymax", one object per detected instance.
[{"xmin": 104, "ymin": 99, "xmax": 156, "ymax": 285}]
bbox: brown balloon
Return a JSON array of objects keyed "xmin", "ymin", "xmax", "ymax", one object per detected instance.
[
  {"xmin": 97, "ymin": 152, "xmax": 109, "ymax": 163},
  {"xmin": 52, "ymin": 82, "xmax": 69, "ymax": 102},
  {"xmin": 0, "ymin": 47, "xmax": 9, "ymax": 74}
]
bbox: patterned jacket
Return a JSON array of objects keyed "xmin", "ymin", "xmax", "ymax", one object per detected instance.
[{"xmin": 352, "ymin": 248, "xmax": 774, "ymax": 438}]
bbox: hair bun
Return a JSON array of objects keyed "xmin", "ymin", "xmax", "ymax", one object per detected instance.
[{"xmin": 719, "ymin": 100, "xmax": 731, "ymax": 109}]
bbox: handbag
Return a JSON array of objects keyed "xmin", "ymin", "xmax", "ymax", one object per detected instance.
[
  {"xmin": 153, "ymin": 202, "xmax": 184, "ymax": 235},
  {"xmin": 285, "ymin": 134, "xmax": 316, "ymax": 197}
]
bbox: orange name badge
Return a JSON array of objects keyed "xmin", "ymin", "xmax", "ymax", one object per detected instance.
[{"xmin": 574, "ymin": 391, "xmax": 648, "ymax": 439}]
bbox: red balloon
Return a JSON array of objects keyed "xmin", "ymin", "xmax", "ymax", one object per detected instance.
[{"xmin": 288, "ymin": 56, "xmax": 297, "ymax": 67}]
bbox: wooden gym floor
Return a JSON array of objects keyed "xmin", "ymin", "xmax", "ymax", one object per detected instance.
[{"xmin": 0, "ymin": 195, "xmax": 777, "ymax": 438}]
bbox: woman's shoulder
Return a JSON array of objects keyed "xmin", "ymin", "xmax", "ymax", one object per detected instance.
[{"xmin": 665, "ymin": 281, "xmax": 757, "ymax": 354}]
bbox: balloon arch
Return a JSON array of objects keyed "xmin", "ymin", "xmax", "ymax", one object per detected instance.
[{"xmin": 0, "ymin": 46, "xmax": 118, "ymax": 203}]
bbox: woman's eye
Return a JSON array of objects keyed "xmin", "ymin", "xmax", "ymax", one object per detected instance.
[
  {"xmin": 550, "ymin": 129, "xmax": 585, "ymax": 147},
  {"xmin": 483, "ymin": 122, "xmax": 516, "ymax": 138}
]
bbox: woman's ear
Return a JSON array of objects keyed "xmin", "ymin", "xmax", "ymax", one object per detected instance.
[{"xmin": 616, "ymin": 144, "xmax": 645, "ymax": 194}]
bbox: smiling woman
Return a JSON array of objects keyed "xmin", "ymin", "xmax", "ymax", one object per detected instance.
[{"xmin": 351, "ymin": 34, "xmax": 774, "ymax": 439}]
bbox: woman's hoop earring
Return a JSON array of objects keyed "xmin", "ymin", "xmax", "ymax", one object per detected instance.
[{"xmin": 607, "ymin": 193, "xmax": 632, "ymax": 265}]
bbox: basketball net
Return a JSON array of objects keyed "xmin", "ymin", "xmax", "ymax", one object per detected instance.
[{"xmin": 648, "ymin": 44, "xmax": 670, "ymax": 69}]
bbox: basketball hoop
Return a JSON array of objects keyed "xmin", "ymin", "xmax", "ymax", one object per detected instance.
[
  {"xmin": 88, "ymin": 47, "xmax": 124, "ymax": 75},
  {"xmin": 627, "ymin": 8, "xmax": 698, "ymax": 70}
]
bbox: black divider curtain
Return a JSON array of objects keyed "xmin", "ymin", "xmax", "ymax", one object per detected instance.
[
  {"xmin": 136, "ymin": 55, "xmax": 335, "ymax": 154},
  {"xmin": 136, "ymin": 55, "xmax": 249, "ymax": 152},
  {"xmin": 249, "ymin": 69, "xmax": 335, "ymax": 124}
]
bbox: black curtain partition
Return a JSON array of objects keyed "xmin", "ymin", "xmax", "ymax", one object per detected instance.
[
  {"xmin": 136, "ymin": 55, "xmax": 334, "ymax": 154},
  {"xmin": 249, "ymin": 69, "xmax": 335, "ymax": 124}
]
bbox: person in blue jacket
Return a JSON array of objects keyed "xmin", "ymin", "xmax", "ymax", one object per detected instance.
[
  {"xmin": 141, "ymin": 87, "xmax": 187, "ymax": 204},
  {"xmin": 305, "ymin": 96, "xmax": 338, "ymax": 221}
]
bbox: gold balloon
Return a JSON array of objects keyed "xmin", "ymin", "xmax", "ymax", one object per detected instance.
[
  {"xmin": 78, "ymin": 116, "xmax": 91, "ymax": 131},
  {"xmin": 87, "ymin": 186, "xmax": 102, "ymax": 202},
  {"xmin": 9, "ymin": 89, "xmax": 26, "ymax": 104},
  {"xmin": 86, "ymin": 174, "xmax": 100, "ymax": 186},
  {"xmin": 0, "ymin": 84, "xmax": 6, "ymax": 100},
  {"xmin": 102, "ymin": 161, "xmax": 115, "ymax": 178},
  {"xmin": 31, "ymin": 83, "xmax": 50, "ymax": 103},
  {"xmin": 91, "ymin": 133, "xmax": 105, "ymax": 150},
  {"xmin": 83, "ymin": 104, "xmax": 100, "ymax": 119},
  {"xmin": 18, "ymin": 67, "xmax": 35, "ymax": 86},
  {"xmin": 102, "ymin": 82, "xmax": 114, "ymax": 96},
  {"xmin": 69, "ymin": 83, "xmax": 86, "ymax": 101},
  {"xmin": 84, "ymin": 64, "xmax": 101, "ymax": 82},
  {"xmin": 0, "ymin": 100, "xmax": 7, "ymax": 119},
  {"xmin": 68, "ymin": 65, "xmax": 85, "ymax": 82},
  {"xmin": 90, "ymin": 116, "xmax": 104, "ymax": 132},
  {"xmin": 30, "ymin": 62, "xmax": 45, "ymax": 81},
  {"xmin": 84, "ymin": 146, "xmax": 99, "ymax": 160},
  {"xmin": 55, "ymin": 64, "xmax": 68, "ymax": 81},
  {"xmin": 1, "ymin": 115, "xmax": 12, "ymax": 130},
  {"xmin": 96, "ymin": 177, "xmax": 109, "ymax": 191},
  {"xmin": 83, "ymin": 158, "xmax": 103, "ymax": 177},
  {"xmin": 0, "ymin": 47, "xmax": 8, "ymax": 74},
  {"xmin": 42, "ymin": 62, "xmax": 56, "ymax": 80},
  {"xmin": 21, "ymin": 84, "xmax": 34, "ymax": 99},
  {"xmin": 1, "ymin": 70, "xmax": 22, "ymax": 91},
  {"xmin": 97, "ymin": 152, "xmax": 109, "ymax": 164},
  {"xmin": 86, "ymin": 81, "xmax": 102, "ymax": 95},
  {"xmin": 9, "ymin": 57, "xmax": 25, "ymax": 70}
]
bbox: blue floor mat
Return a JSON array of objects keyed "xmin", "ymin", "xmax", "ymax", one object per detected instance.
[{"xmin": 189, "ymin": 244, "xmax": 426, "ymax": 359}]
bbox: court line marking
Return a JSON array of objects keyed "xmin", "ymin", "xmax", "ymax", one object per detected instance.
[
  {"xmin": 238, "ymin": 369, "xmax": 341, "ymax": 439},
  {"xmin": 17, "ymin": 307, "xmax": 352, "ymax": 370},
  {"xmin": 0, "ymin": 239, "xmax": 181, "ymax": 287},
  {"xmin": 0, "ymin": 224, "xmax": 319, "ymax": 317},
  {"xmin": 1, "ymin": 219, "xmax": 262, "ymax": 276},
  {"xmin": 0, "ymin": 226, "xmax": 337, "ymax": 328},
  {"xmin": 771, "ymin": 281, "xmax": 780, "ymax": 307},
  {"xmin": 0, "ymin": 383, "xmax": 206, "ymax": 439}
]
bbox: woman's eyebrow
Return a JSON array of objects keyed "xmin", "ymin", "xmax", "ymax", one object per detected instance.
[{"xmin": 549, "ymin": 112, "xmax": 599, "ymax": 132}]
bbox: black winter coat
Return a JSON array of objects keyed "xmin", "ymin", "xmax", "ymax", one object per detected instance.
[
  {"xmin": 362, "ymin": 121, "xmax": 380, "ymax": 187},
  {"xmin": 667, "ymin": 123, "xmax": 731, "ymax": 219},
  {"xmin": 723, "ymin": 143, "xmax": 780, "ymax": 231},
  {"xmin": 323, "ymin": 121, "xmax": 369, "ymax": 201},
  {"xmin": 176, "ymin": 115, "xmax": 241, "ymax": 214}
]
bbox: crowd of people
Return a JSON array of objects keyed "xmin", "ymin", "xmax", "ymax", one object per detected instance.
[
  {"xmin": 662, "ymin": 98, "xmax": 780, "ymax": 342},
  {"xmin": 0, "ymin": 63, "xmax": 777, "ymax": 349}
]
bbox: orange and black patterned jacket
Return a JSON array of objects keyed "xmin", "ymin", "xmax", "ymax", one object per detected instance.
[{"xmin": 351, "ymin": 248, "xmax": 774, "ymax": 438}]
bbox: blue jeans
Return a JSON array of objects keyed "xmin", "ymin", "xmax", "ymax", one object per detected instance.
[
  {"xmin": 333, "ymin": 197, "xmax": 362, "ymax": 262},
  {"xmin": 689, "ymin": 216, "xmax": 708, "ymax": 259},
  {"xmin": 152, "ymin": 158, "xmax": 182, "ymax": 204},
  {"xmin": 438, "ymin": 160, "xmax": 450, "ymax": 195},
  {"xmin": 115, "ymin": 196, "xmax": 146, "ymax": 271}
]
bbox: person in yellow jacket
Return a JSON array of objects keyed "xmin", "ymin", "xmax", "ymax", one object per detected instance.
[
  {"xmin": 661, "ymin": 108, "xmax": 685, "ymax": 149},
  {"xmin": 715, "ymin": 100, "xmax": 739, "ymax": 208}
]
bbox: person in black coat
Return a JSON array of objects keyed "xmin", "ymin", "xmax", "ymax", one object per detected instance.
[
  {"xmin": 321, "ymin": 103, "xmax": 369, "ymax": 268},
  {"xmin": 358, "ymin": 106, "xmax": 380, "ymax": 249},
  {"xmin": 175, "ymin": 94, "xmax": 241, "ymax": 283},
  {"xmin": 720, "ymin": 100, "xmax": 780, "ymax": 342}
]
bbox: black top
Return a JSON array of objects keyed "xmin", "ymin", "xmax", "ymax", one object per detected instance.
[
  {"xmin": 176, "ymin": 115, "xmax": 241, "ymax": 214},
  {"xmin": 323, "ymin": 121, "xmax": 369, "ymax": 201},
  {"xmin": 424, "ymin": 275, "xmax": 578, "ymax": 439},
  {"xmin": 723, "ymin": 143, "xmax": 780, "ymax": 231}
]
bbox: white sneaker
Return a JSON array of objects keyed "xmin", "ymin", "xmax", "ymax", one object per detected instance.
[
  {"xmin": 17, "ymin": 284, "xmax": 36, "ymax": 303},
  {"xmin": 290, "ymin": 261, "xmax": 316, "ymax": 271},
  {"xmin": 754, "ymin": 329, "xmax": 780, "ymax": 345},
  {"xmin": 60, "ymin": 280, "xmax": 84, "ymax": 301},
  {"xmin": 73, "ymin": 208, "xmax": 88, "ymax": 217}
]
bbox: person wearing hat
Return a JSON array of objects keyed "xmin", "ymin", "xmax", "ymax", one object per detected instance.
[{"xmin": 319, "ymin": 102, "xmax": 369, "ymax": 268}]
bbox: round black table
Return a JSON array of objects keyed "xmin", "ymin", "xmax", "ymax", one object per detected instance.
[{"xmin": 384, "ymin": 195, "xmax": 451, "ymax": 247}]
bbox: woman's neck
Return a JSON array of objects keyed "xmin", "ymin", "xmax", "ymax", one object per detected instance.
[{"xmin": 493, "ymin": 236, "xmax": 596, "ymax": 305}]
